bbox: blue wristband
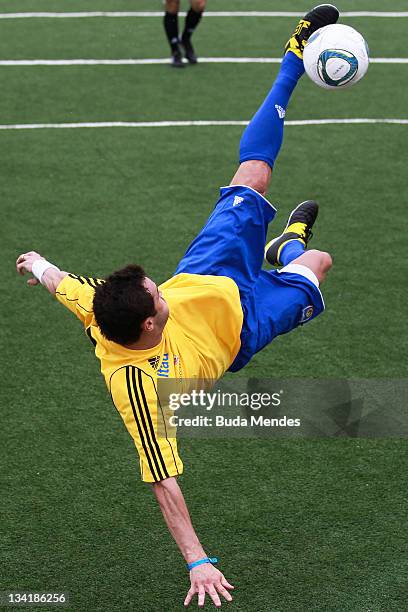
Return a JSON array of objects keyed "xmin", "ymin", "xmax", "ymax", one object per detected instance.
[{"xmin": 187, "ymin": 557, "xmax": 218, "ymax": 571}]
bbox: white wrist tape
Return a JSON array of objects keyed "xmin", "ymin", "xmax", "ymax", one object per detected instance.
[{"xmin": 32, "ymin": 259, "xmax": 60, "ymax": 284}]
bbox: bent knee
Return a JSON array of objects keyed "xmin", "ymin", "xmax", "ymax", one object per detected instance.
[
  {"xmin": 230, "ymin": 161, "xmax": 272, "ymax": 196},
  {"xmin": 191, "ymin": 0, "xmax": 206, "ymax": 11},
  {"xmin": 166, "ymin": 0, "xmax": 180, "ymax": 13},
  {"xmin": 321, "ymin": 251, "xmax": 333, "ymax": 271},
  {"xmin": 309, "ymin": 249, "xmax": 333, "ymax": 272}
]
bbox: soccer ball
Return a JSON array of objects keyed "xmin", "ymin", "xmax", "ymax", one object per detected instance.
[{"xmin": 303, "ymin": 24, "xmax": 369, "ymax": 89}]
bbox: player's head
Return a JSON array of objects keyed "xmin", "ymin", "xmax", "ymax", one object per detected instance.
[{"xmin": 93, "ymin": 264, "xmax": 169, "ymax": 346}]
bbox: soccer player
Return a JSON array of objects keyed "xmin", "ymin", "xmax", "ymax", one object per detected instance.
[
  {"xmin": 16, "ymin": 5, "xmax": 338, "ymax": 608},
  {"xmin": 164, "ymin": 0, "xmax": 206, "ymax": 67}
]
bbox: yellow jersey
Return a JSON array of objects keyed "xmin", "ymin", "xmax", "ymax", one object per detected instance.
[{"xmin": 55, "ymin": 272, "xmax": 243, "ymax": 482}]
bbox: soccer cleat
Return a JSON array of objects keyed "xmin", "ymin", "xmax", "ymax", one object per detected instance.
[
  {"xmin": 264, "ymin": 200, "xmax": 319, "ymax": 266},
  {"xmin": 171, "ymin": 46, "xmax": 186, "ymax": 68},
  {"xmin": 181, "ymin": 37, "xmax": 198, "ymax": 64},
  {"xmin": 284, "ymin": 4, "xmax": 340, "ymax": 59}
]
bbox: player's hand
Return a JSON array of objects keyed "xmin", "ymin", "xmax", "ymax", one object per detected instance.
[
  {"xmin": 16, "ymin": 251, "xmax": 44, "ymax": 286},
  {"xmin": 184, "ymin": 564, "xmax": 234, "ymax": 608}
]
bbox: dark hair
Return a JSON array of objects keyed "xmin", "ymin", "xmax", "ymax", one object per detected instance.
[{"xmin": 93, "ymin": 264, "xmax": 156, "ymax": 345}]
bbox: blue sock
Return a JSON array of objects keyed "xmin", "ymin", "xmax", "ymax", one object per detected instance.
[
  {"xmin": 279, "ymin": 239, "xmax": 305, "ymax": 266},
  {"xmin": 239, "ymin": 53, "xmax": 304, "ymax": 168}
]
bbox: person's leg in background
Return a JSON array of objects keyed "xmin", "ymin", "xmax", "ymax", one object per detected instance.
[
  {"xmin": 181, "ymin": 0, "xmax": 206, "ymax": 64},
  {"xmin": 164, "ymin": 0, "xmax": 185, "ymax": 67}
]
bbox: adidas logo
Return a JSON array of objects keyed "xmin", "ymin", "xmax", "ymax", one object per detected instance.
[
  {"xmin": 148, "ymin": 355, "xmax": 160, "ymax": 370},
  {"xmin": 275, "ymin": 104, "xmax": 286, "ymax": 119},
  {"xmin": 233, "ymin": 196, "xmax": 244, "ymax": 207}
]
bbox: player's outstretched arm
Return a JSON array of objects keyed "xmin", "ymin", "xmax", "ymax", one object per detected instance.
[
  {"xmin": 152, "ymin": 477, "xmax": 234, "ymax": 608},
  {"xmin": 16, "ymin": 251, "xmax": 67, "ymax": 294}
]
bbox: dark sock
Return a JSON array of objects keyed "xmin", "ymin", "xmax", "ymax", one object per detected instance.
[
  {"xmin": 182, "ymin": 8, "xmax": 203, "ymax": 41},
  {"xmin": 164, "ymin": 12, "xmax": 179, "ymax": 53}
]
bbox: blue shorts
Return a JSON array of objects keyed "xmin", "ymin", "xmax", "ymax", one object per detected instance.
[{"xmin": 175, "ymin": 185, "xmax": 325, "ymax": 372}]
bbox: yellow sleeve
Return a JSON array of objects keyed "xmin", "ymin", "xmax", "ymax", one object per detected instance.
[
  {"xmin": 110, "ymin": 366, "xmax": 183, "ymax": 483},
  {"xmin": 55, "ymin": 274, "xmax": 103, "ymax": 328}
]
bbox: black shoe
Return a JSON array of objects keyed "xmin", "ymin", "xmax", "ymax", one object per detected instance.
[
  {"xmin": 171, "ymin": 47, "xmax": 185, "ymax": 68},
  {"xmin": 181, "ymin": 37, "xmax": 198, "ymax": 64},
  {"xmin": 264, "ymin": 200, "xmax": 319, "ymax": 266},
  {"xmin": 284, "ymin": 4, "xmax": 340, "ymax": 59}
]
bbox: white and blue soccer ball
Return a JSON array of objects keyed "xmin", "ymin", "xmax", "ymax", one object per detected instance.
[{"xmin": 303, "ymin": 23, "xmax": 369, "ymax": 89}]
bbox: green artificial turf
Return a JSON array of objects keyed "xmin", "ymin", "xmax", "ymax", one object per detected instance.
[
  {"xmin": 0, "ymin": 64, "xmax": 406, "ymax": 124},
  {"xmin": 0, "ymin": 14, "xmax": 406, "ymax": 59},
  {"xmin": 1, "ymin": 2, "xmax": 407, "ymax": 611},
  {"xmin": 1, "ymin": 0, "xmax": 408, "ymax": 13}
]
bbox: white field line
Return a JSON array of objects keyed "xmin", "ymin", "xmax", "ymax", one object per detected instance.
[
  {"xmin": 0, "ymin": 119, "xmax": 406, "ymax": 131},
  {"xmin": 0, "ymin": 11, "xmax": 407, "ymax": 18},
  {"xmin": 0, "ymin": 57, "xmax": 406, "ymax": 66}
]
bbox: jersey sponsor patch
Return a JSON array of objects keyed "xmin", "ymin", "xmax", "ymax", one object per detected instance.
[
  {"xmin": 157, "ymin": 353, "xmax": 170, "ymax": 378},
  {"xmin": 300, "ymin": 305, "xmax": 314, "ymax": 323}
]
